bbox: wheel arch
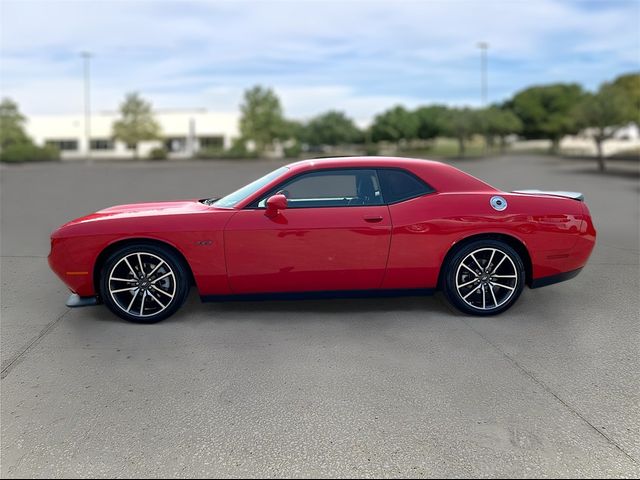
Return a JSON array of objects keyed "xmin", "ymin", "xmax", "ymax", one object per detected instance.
[
  {"xmin": 93, "ymin": 238, "xmax": 196, "ymax": 299},
  {"xmin": 437, "ymin": 233, "xmax": 533, "ymax": 288}
]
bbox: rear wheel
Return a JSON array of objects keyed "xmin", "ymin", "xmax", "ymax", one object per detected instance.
[
  {"xmin": 100, "ymin": 244, "xmax": 190, "ymax": 323},
  {"xmin": 443, "ymin": 239, "xmax": 525, "ymax": 316}
]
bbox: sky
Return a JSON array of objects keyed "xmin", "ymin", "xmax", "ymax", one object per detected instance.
[{"xmin": 1, "ymin": 0, "xmax": 639, "ymax": 125}]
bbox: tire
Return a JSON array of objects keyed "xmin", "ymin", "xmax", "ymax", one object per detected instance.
[
  {"xmin": 442, "ymin": 239, "xmax": 525, "ymax": 316},
  {"xmin": 99, "ymin": 243, "xmax": 190, "ymax": 323}
]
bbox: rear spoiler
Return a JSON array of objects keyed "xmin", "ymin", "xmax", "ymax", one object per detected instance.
[{"xmin": 512, "ymin": 189, "xmax": 584, "ymax": 202}]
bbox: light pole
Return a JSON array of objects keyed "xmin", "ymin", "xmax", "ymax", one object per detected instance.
[
  {"xmin": 81, "ymin": 51, "xmax": 92, "ymax": 163},
  {"xmin": 477, "ymin": 42, "xmax": 489, "ymax": 107}
]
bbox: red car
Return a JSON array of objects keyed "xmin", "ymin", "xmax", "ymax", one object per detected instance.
[{"xmin": 49, "ymin": 157, "xmax": 596, "ymax": 323}]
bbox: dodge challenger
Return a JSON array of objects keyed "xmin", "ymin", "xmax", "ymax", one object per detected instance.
[{"xmin": 48, "ymin": 157, "xmax": 596, "ymax": 322}]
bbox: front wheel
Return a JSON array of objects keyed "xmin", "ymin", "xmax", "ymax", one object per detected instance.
[
  {"xmin": 100, "ymin": 244, "xmax": 190, "ymax": 323},
  {"xmin": 443, "ymin": 240, "xmax": 525, "ymax": 316}
]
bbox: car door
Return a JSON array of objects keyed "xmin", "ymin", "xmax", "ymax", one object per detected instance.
[{"xmin": 224, "ymin": 169, "xmax": 392, "ymax": 294}]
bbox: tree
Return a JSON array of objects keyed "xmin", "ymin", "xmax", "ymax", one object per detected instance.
[
  {"xmin": 610, "ymin": 72, "xmax": 640, "ymax": 125},
  {"xmin": 414, "ymin": 105, "xmax": 449, "ymax": 142},
  {"xmin": 370, "ymin": 105, "xmax": 419, "ymax": 145},
  {"xmin": 574, "ymin": 83, "xmax": 635, "ymax": 171},
  {"xmin": 509, "ymin": 83, "xmax": 585, "ymax": 153},
  {"xmin": 304, "ymin": 110, "xmax": 362, "ymax": 147},
  {"xmin": 281, "ymin": 119, "xmax": 307, "ymax": 143},
  {"xmin": 239, "ymin": 86, "xmax": 286, "ymax": 155},
  {"xmin": 478, "ymin": 106, "xmax": 522, "ymax": 152},
  {"xmin": 440, "ymin": 108, "xmax": 478, "ymax": 157},
  {"xmin": 0, "ymin": 98, "xmax": 60, "ymax": 163},
  {"xmin": 0, "ymin": 98, "xmax": 30, "ymax": 151},
  {"xmin": 112, "ymin": 92, "xmax": 161, "ymax": 159}
]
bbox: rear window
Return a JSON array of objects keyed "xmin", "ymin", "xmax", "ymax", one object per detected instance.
[{"xmin": 378, "ymin": 169, "xmax": 434, "ymax": 203}]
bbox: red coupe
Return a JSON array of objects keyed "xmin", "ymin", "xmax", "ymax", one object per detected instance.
[{"xmin": 49, "ymin": 157, "xmax": 596, "ymax": 322}]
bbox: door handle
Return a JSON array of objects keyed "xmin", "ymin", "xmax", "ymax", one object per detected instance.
[{"xmin": 364, "ymin": 216, "xmax": 384, "ymax": 223}]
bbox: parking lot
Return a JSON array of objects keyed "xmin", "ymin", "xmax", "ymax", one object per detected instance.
[{"xmin": 1, "ymin": 154, "xmax": 638, "ymax": 478}]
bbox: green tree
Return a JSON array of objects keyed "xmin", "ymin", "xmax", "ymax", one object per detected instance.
[
  {"xmin": 0, "ymin": 98, "xmax": 30, "ymax": 150},
  {"xmin": 414, "ymin": 105, "xmax": 449, "ymax": 142},
  {"xmin": 509, "ymin": 83, "xmax": 585, "ymax": 153},
  {"xmin": 574, "ymin": 83, "xmax": 635, "ymax": 172},
  {"xmin": 112, "ymin": 92, "xmax": 161, "ymax": 159},
  {"xmin": 239, "ymin": 86, "xmax": 286, "ymax": 155},
  {"xmin": 610, "ymin": 72, "xmax": 640, "ymax": 124},
  {"xmin": 478, "ymin": 106, "xmax": 523, "ymax": 152},
  {"xmin": 0, "ymin": 97, "xmax": 60, "ymax": 163},
  {"xmin": 304, "ymin": 110, "xmax": 362, "ymax": 147},
  {"xmin": 281, "ymin": 119, "xmax": 307, "ymax": 143},
  {"xmin": 279, "ymin": 119, "xmax": 306, "ymax": 158},
  {"xmin": 370, "ymin": 105, "xmax": 419, "ymax": 146},
  {"xmin": 441, "ymin": 108, "xmax": 478, "ymax": 157}
]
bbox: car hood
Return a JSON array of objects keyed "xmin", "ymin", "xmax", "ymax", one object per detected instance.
[
  {"xmin": 95, "ymin": 199, "xmax": 211, "ymax": 217},
  {"xmin": 53, "ymin": 199, "xmax": 231, "ymax": 235}
]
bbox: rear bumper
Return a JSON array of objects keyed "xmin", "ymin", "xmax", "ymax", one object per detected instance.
[
  {"xmin": 530, "ymin": 267, "xmax": 583, "ymax": 288},
  {"xmin": 530, "ymin": 204, "xmax": 596, "ymax": 282}
]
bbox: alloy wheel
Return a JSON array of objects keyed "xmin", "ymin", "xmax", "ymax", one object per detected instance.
[
  {"xmin": 455, "ymin": 247, "xmax": 518, "ymax": 311},
  {"xmin": 107, "ymin": 252, "xmax": 176, "ymax": 318}
]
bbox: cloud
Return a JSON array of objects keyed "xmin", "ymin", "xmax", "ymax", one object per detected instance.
[{"xmin": 1, "ymin": 0, "xmax": 638, "ymax": 122}]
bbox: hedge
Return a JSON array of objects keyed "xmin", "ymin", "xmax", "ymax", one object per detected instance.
[{"xmin": 0, "ymin": 143, "xmax": 60, "ymax": 163}]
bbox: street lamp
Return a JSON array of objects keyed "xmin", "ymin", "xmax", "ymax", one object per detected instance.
[
  {"xmin": 80, "ymin": 51, "xmax": 92, "ymax": 163},
  {"xmin": 477, "ymin": 42, "xmax": 489, "ymax": 107}
]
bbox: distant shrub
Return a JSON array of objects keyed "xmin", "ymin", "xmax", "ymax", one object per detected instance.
[
  {"xmin": 364, "ymin": 144, "xmax": 379, "ymax": 156},
  {"xmin": 196, "ymin": 139, "xmax": 258, "ymax": 160},
  {"xmin": 226, "ymin": 138, "xmax": 258, "ymax": 159},
  {"xmin": 0, "ymin": 143, "xmax": 60, "ymax": 163},
  {"xmin": 195, "ymin": 147, "xmax": 226, "ymax": 160},
  {"xmin": 284, "ymin": 142, "xmax": 302, "ymax": 158},
  {"xmin": 148, "ymin": 147, "xmax": 168, "ymax": 160}
]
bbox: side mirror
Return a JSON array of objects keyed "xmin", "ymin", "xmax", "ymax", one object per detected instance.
[{"xmin": 265, "ymin": 194, "xmax": 287, "ymax": 217}]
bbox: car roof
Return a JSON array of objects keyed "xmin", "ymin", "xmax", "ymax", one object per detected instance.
[
  {"xmin": 286, "ymin": 156, "xmax": 439, "ymax": 170},
  {"xmin": 284, "ymin": 156, "xmax": 497, "ymax": 193}
]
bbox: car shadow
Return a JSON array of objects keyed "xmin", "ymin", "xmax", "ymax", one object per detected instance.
[{"xmin": 85, "ymin": 290, "xmax": 459, "ymax": 325}]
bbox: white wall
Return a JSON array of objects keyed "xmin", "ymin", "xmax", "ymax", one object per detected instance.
[
  {"xmin": 511, "ymin": 123, "xmax": 640, "ymax": 156},
  {"xmin": 25, "ymin": 110, "xmax": 240, "ymax": 159}
]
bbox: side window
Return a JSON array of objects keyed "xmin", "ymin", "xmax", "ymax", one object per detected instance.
[
  {"xmin": 258, "ymin": 169, "xmax": 383, "ymax": 208},
  {"xmin": 377, "ymin": 169, "xmax": 434, "ymax": 203}
]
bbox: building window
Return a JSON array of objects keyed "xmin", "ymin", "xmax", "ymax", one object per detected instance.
[
  {"xmin": 199, "ymin": 136, "xmax": 224, "ymax": 149},
  {"xmin": 90, "ymin": 139, "xmax": 114, "ymax": 151},
  {"xmin": 45, "ymin": 139, "xmax": 78, "ymax": 151},
  {"xmin": 165, "ymin": 137, "xmax": 187, "ymax": 152}
]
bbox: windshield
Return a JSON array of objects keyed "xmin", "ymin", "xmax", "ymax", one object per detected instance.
[{"xmin": 212, "ymin": 166, "xmax": 289, "ymax": 208}]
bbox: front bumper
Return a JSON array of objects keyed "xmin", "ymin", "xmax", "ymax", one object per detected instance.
[
  {"xmin": 66, "ymin": 293, "xmax": 99, "ymax": 308},
  {"xmin": 48, "ymin": 236, "xmax": 96, "ymax": 297}
]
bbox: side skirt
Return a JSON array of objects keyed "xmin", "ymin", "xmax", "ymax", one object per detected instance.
[
  {"xmin": 201, "ymin": 288, "xmax": 436, "ymax": 303},
  {"xmin": 530, "ymin": 267, "xmax": 583, "ymax": 289}
]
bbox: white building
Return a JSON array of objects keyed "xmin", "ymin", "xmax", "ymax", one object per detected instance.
[
  {"xmin": 25, "ymin": 109, "xmax": 240, "ymax": 159},
  {"xmin": 561, "ymin": 123, "xmax": 640, "ymax": 156},
  {"xmin": 510, "ymin": 123, "xmax": 640, "ymax": 156}
]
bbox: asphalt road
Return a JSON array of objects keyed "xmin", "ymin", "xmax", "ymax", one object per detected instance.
[{"xmin": 1, "ymin": 155, "xmax": 639, "ymax": 478}]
